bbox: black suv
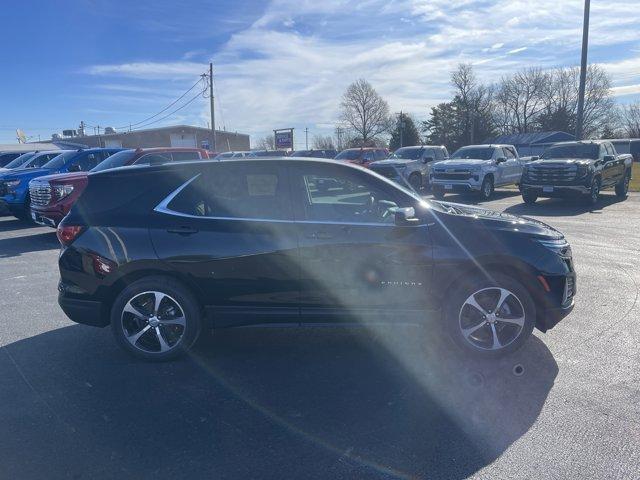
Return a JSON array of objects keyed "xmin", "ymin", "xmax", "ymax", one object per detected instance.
[{"xmin": 57, "ymin": 159, "xmax": 575, "ymax": 360}]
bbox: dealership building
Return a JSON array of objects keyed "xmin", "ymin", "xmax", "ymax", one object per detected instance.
[{"xmin": 40, "ymin": 125, "xmax": 250, "ymax": 152}]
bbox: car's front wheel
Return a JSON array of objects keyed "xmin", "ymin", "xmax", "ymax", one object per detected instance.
[
  {"xmin": 615, "ymin": 170, "xmax": 630, "ymax": 198},
  {"xmin": 111, "ymin": 277, "xmax": 202, "ymax": 361},
  {"xmin": 522, "ymin": 191, "xmax": 538, "ymax": 204},
  {"xmin": 445, "ymin": 273, "xmax": 535, "ymax": 357},
  {"xmin": 479, "ymin": 176, "xmax": 494, "ymax": 200},
  {"xmin": 408, "ymin": 173, "xmax": 422, "ymax": 192},
  {"xmin": 432, "ymin": 185, "xmax": 445, "ymax": 200},
  {"xmin": 585, "ymin": 177, "xmax": 601, "ymax": 205}
]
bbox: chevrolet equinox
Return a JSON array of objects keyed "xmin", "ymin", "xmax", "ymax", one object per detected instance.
[{"xmin": 57, "ymin": 158, "xmax": 575, "ymax": 360}]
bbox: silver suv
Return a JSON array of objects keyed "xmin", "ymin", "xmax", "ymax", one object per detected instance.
[
  {"xmin": 430, "ymin": 144, "xmax": 522, "ymax": 200},
  {"xmin": 368, "ymin": 145, "xmax": 448, "ymax": 191}
]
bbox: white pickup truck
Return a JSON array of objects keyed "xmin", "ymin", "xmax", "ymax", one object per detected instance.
[{"xmin": 430, "ymin": 144, "xmax": 523, "ymax": 200}]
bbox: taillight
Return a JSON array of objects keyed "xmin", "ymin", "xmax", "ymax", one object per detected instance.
[{"xmin": 57, "ymin": 225, "xmax": 84, "ymax": 246}]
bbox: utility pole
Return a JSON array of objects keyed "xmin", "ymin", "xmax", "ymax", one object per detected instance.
[
  {"xmin": 209, "ymin": 63, "xmax": 216, "ymax": 152},
  {"xmin": 399, "ymin": 111, "xmax": 404, "ymax": 148},
  {"xmin": 305, "ymin": 127, "xmax": 309, "ymax": 149},
  {"xmin": 79, "ymin": 121, "xmax": 85, "ymax": 137},
  {"xmin": 575, "ymin": 0, "xmax": 591, "ymax": 140}
]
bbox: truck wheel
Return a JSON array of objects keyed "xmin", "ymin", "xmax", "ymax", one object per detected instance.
[
  {"xmin": 445, "ymin": 272, "xmax": 535, "ymax": 357},
  {"xmin": 408, "ymin": 173, "xmax": 422, "ymax": 192},
  {"xmin": 585, "ymin": 177, "xmax": 600, "ymax": 205},
  {"xmin": 615, "ymin": 171, "xmax": 630, "ymax": 198},
  {"xmin": 479, "ymin": 176, "xmax": 494, "ymax": 200},
  {"xmin": 432, "ymin": 186, "xmax": 445, "ymax": 200},
  {"xmin": 522, "ymin": 192, "xmax": 538, "ymax": 204}
]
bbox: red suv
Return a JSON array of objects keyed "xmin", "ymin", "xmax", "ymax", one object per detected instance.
[
  {"xmin": 29, "ymin": 147, "xmax": 209, "ymax": 227},
  {"xmin": 334, "ymin": 147, "xmax": 389, "ymax": 166}
]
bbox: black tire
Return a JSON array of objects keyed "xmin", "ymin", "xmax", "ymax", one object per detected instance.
[
  {"xmin": 522, "ymin": 192, "xmax": 538, "ymax": 204},
  {"xmin": 432, "ymin": 186, "xmax": 445, "ymax": 200},
  {"xmin": 615, "ymin": 170, "xmax": 630, "ymax": 199},
  {"xmin": 444, "ymin": 272, "xmax": 536, "ymax": 358},
  {"xmin": 408, "ymin": 173, "xmax": 422, "ymax": 192},
  {"xmin": 584, "ymin": 177, "xmax": 601, "ymax": 205},
  {"xmin": 479, "ymin": 176, "xmax": 494, "ymax": 200},
  {"xmin": 110, "ymin": 276, "xmax": 202, "ymax": 361},
  {"xmin": 14, "ymin": 196, "xmax": 33, "ymax": 222}
]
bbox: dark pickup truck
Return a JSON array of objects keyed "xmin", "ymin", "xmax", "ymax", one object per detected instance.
[{"xmin": 520, "ymin": 140, "xmax": 633, "ymax": 205}]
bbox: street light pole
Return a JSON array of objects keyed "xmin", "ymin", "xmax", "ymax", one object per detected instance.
[
  {"xmin": 575, "ymin": 0, "xmax": 591, "ymax": 140},
  {"xmin": 209, "ymin": 62, "xmax": 216, "ymax": 152}
]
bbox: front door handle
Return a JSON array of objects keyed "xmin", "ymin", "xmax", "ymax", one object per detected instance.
[{"xmin": 167, "ymin": 226, "xmax": 198, "ymax": 235}]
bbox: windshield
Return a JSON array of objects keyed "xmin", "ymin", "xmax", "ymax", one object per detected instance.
[
  {"xmin": 542, "ymin": 144, "xmax": 599, "ymax": 160},
  {"xmin": 390, "ymin": 147, "xmax": 424, "ymax": 160},
  {"xmin": 451, "ymin": 147, "xmax": 494, "ymax": 160},
  {"xmin": 4, "ymin": 152, "xmax": 35, "ymax": 169},
  {"xmin": 91, "ymin": 150, "xmax": 136, "ymax": 172},
  {"xmin": 42, "ymin": 151, "xmax": 77, "ymax": 169},
  {"xmin": 335, "ymin": 150, "xmax": 362, "ymax": 160}
]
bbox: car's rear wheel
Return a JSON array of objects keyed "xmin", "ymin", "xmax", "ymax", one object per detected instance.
[
  {"xmin": 445, "ymin": 273, "xmax": 535, "ymax": 357},
  {"xmin": 479, "ymin": 176, "xmax": 494, "ymax": 200},
  {"xmin": 111, "ymin": 277, "xmax": 202, "ymax": 361},
  {"xmin": 408, "ymin": 173, "xmax": 422, "ymax": 192},
  {"xmin": 615, "ymin": 170, "xmax": 630, "ymax": 198},
  {"xmin": 432, "ymin": 186, "xmax": 445, "ymax": 199},
  {"xmin": 522, "ymin": 191, "xmax": 538, "ymax": 204}
]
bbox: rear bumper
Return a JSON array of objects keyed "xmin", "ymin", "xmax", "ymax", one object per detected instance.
[
  {"xmin": 521, "ymin": 183, "xmax": 590, "ymax": 197},
  {"xmin": 58, "ymin": 286, "xmax": 109, "ymax": 327}
]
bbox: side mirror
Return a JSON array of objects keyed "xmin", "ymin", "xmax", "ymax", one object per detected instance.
[
  {"xmin": 530, "ymin": 156, "xmax": 539, "ymax": 161},
  {"xmin": 423, "ymin": 156, "xmax": 434, "ymax": 164},
  {"xmin": 394, "ymin": 207, "xmax": 419, "ymax": 226},
  {"xmin": 603, "ymin": 155, "xmax": 615, "ymax": 162},
  {"xmin": 68, "ymin": 164, "xmax": 81, "ymax": 172},
  {"xmin": 496, "ymin": 157, "xmax": 507, "ymax": 164}
]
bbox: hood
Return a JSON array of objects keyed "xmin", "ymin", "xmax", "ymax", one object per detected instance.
[
  {"xmin": 433, "ymin": 159, "xmax": 491, "ymax": 168},
  {"xmin": 0, "ymin": 167, "xmax": 53, "ymax": 182},
  {"xmin": 34, "ymin": 171, "xmax": 88, "ymax": 184},
  {"xmin": 438, "ymin": 201, "xmax": 563, "ymax": 239},
  {"xmin": 370, "ymin": 158, "xmax": 413, "ymax": 166}
]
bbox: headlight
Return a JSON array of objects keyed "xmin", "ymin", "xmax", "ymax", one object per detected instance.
[
  {"xmin": 5, "ymin": 179, "xmax": 21, "ymax": 192},
  {"xmin": 53, "ymin": 184, "xmax": 74, "ymax": 200},
  {"xmin": 576, "ymin": 164, "xmax": 592, "ymax": 178},
  {"xmin": 536, "ymin": 238, "xmax": 571, "ymax": 257}
]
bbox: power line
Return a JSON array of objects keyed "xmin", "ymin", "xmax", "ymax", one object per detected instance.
[
  {"xmin": 130, "ymin": 89, "xmax": 205, "ymax": 131},
  {"xmin": 115, "ymin": 76, "xmax": 206, "ymax": 130}
]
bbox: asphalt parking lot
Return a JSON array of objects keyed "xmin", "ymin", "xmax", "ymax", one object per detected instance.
[{"xmin": 1, "ymin": 191, "xmax": 639, "ymax": 480}]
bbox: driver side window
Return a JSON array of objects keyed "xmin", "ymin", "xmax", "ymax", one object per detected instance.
[{"xmin": 296, "ymin": 166, "xmax": 406, "ymax": 224}]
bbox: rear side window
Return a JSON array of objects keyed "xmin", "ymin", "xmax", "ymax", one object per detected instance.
[
  {"xmin": 171, "ymin": 151, "xmax": 201, "ymax": 162},
  {"xmin": 75, "ymin": 152, "xmax": 101, "ymax": 171},
  {"xmin": 136, "ymin": 153, "xmax": 172, "ymax": 165},
  {"xmin": 166, "ymin": 164, "xmax": 291, "ymax": 220}
]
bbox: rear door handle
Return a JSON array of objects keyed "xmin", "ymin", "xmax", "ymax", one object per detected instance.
[{"xmin": 167, "ymin": 226, "xmax": 198, "ymax": 235}]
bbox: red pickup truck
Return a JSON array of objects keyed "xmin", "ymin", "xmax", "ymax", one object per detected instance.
[{"xmin": 29, "ymin": 147, "xmax": 209, "ymax": 227}]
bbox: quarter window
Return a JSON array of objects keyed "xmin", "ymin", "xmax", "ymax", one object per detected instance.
[
  {"xmin": 172, "ymin": 151, "xmax": 201, "ymax": 162},
  {"xmin": 136, "ymin": 153, "xmax": 172, "ymax": 165},
  {"xmin": 166, "ymin": 164, "xmax": 291, "ymax": 220}
]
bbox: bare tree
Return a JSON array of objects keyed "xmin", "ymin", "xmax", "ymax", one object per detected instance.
[
  {"xmin": 312, "ymin": 135, "xmax": 335, "ymax": 150},
  {"xmin": 620, "ymin": 101, "xmax": 640, "ymax": 137},
  {"xmin": 450, "ymin": 63, "xmax": 496, "ymax": 144},
  {"xmin": 495, "ymin": 68, "xmax": 549, "ymax": 133},
  {"xmin": 340, "ymin": 79, "xmax": 391, "ymax": 145},
  {"xmin": 255, "ymin": 135, "xmax": 275, "ymax": 150}
]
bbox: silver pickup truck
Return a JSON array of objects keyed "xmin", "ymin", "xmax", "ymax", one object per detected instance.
[
  {"xmin": 430, "ymin": 144, "xmax": 523, "ymax": 200},
  {"xmin": 368, "ymin": 145, "xmax": 449, "ymax": 191}
]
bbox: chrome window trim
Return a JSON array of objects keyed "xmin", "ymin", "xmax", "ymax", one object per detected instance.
[{"xmin": 153, "ymin": 174, "xmax": 398, "ymax": 227}]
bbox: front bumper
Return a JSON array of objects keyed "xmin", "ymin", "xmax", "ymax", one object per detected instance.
[
  {"xmin": 520, "ymin": 183, "xmax": 590, "ymax": 197},
  {"xmin": 431, "ymin": 180, "xmax": 481, "ymax": 192},
  {"xmin": 539, "ymin": 299, "xmax": 574, "ymax": 332},
  {"xmin": 30, "ymin": 207, "xmax": 64, "ymax": 227}
]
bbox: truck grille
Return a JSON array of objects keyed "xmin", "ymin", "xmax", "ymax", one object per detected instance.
[
  {"xmin": 29, "ymin": 182, "xmax": 52, "ymax": 207},
  {"xmin": 432, "ymin": 170, "xmax": 472, "ymax": 180},
  {"xmin": 526, "ymin": 164, "xmax": 577, "ymax": 184}
]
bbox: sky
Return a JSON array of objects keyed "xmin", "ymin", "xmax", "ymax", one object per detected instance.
[{"xmin": 1, "ymin": 0, "xmax": 640, "ymax": 147}]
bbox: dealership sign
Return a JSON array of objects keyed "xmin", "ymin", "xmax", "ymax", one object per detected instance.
[{"xmin": 274, "ymin": 128, "xmax": 294, "ymax": 149}]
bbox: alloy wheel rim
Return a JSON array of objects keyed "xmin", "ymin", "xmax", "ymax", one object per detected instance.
[
  {"xmin": 458, "ymin": 287, "xmax": 525, "ymax": 351},
  {"xmin": 484, "ymin": 181, "xmax": 491, "ymax": 197},
  {"xmin": 121, "ymin": 291, "xmax": 187, "ymax": 354}
]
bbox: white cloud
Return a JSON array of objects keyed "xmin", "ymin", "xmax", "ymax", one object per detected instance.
[{"xmin": 85, "ymin": 62, "xmax": 206, "ymax": 79}]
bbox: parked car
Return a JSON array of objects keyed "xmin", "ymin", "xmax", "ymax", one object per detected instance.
[
  {"xmin": 0, "ymin": 151, "xmax": 38, "ymax": 173},
  {"xmin": 520, "ymin": 140, "xmax": 633, "ymax": 205},
  {"xmin": 334, "ymin": 147, "xmax": 389, "ymax": 167},
  {"xmin": 57, "ymin": 158, "xmax": 575, "ymax": 361},
  {"xmin": 0, "ymin": 151, "xmax": 24, "ymax": 168},
  {"xmin": 0, "ymin": 148, "xmax": 121, "ymax": 220},
  {"xmin": 249, "ymin": 150, "xmax": 289, "ymax": 158},
  {"xmin": 29, "ymin": 147, "xmax": 209, "ymax": 227},
  {"xmin": 369, "ymin": 145, "xmax": 448, "ymax": 191},
  {"xmin": 214, "ymin": 151, "xmax": 253, "ymax": 160},
  {"xmin": 290, "ymin": 149, "xmax": 338, "ymax": 159},
  {"xmin": 430, "ymin": 144, "xmax": 522, "ymax": 200}
]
